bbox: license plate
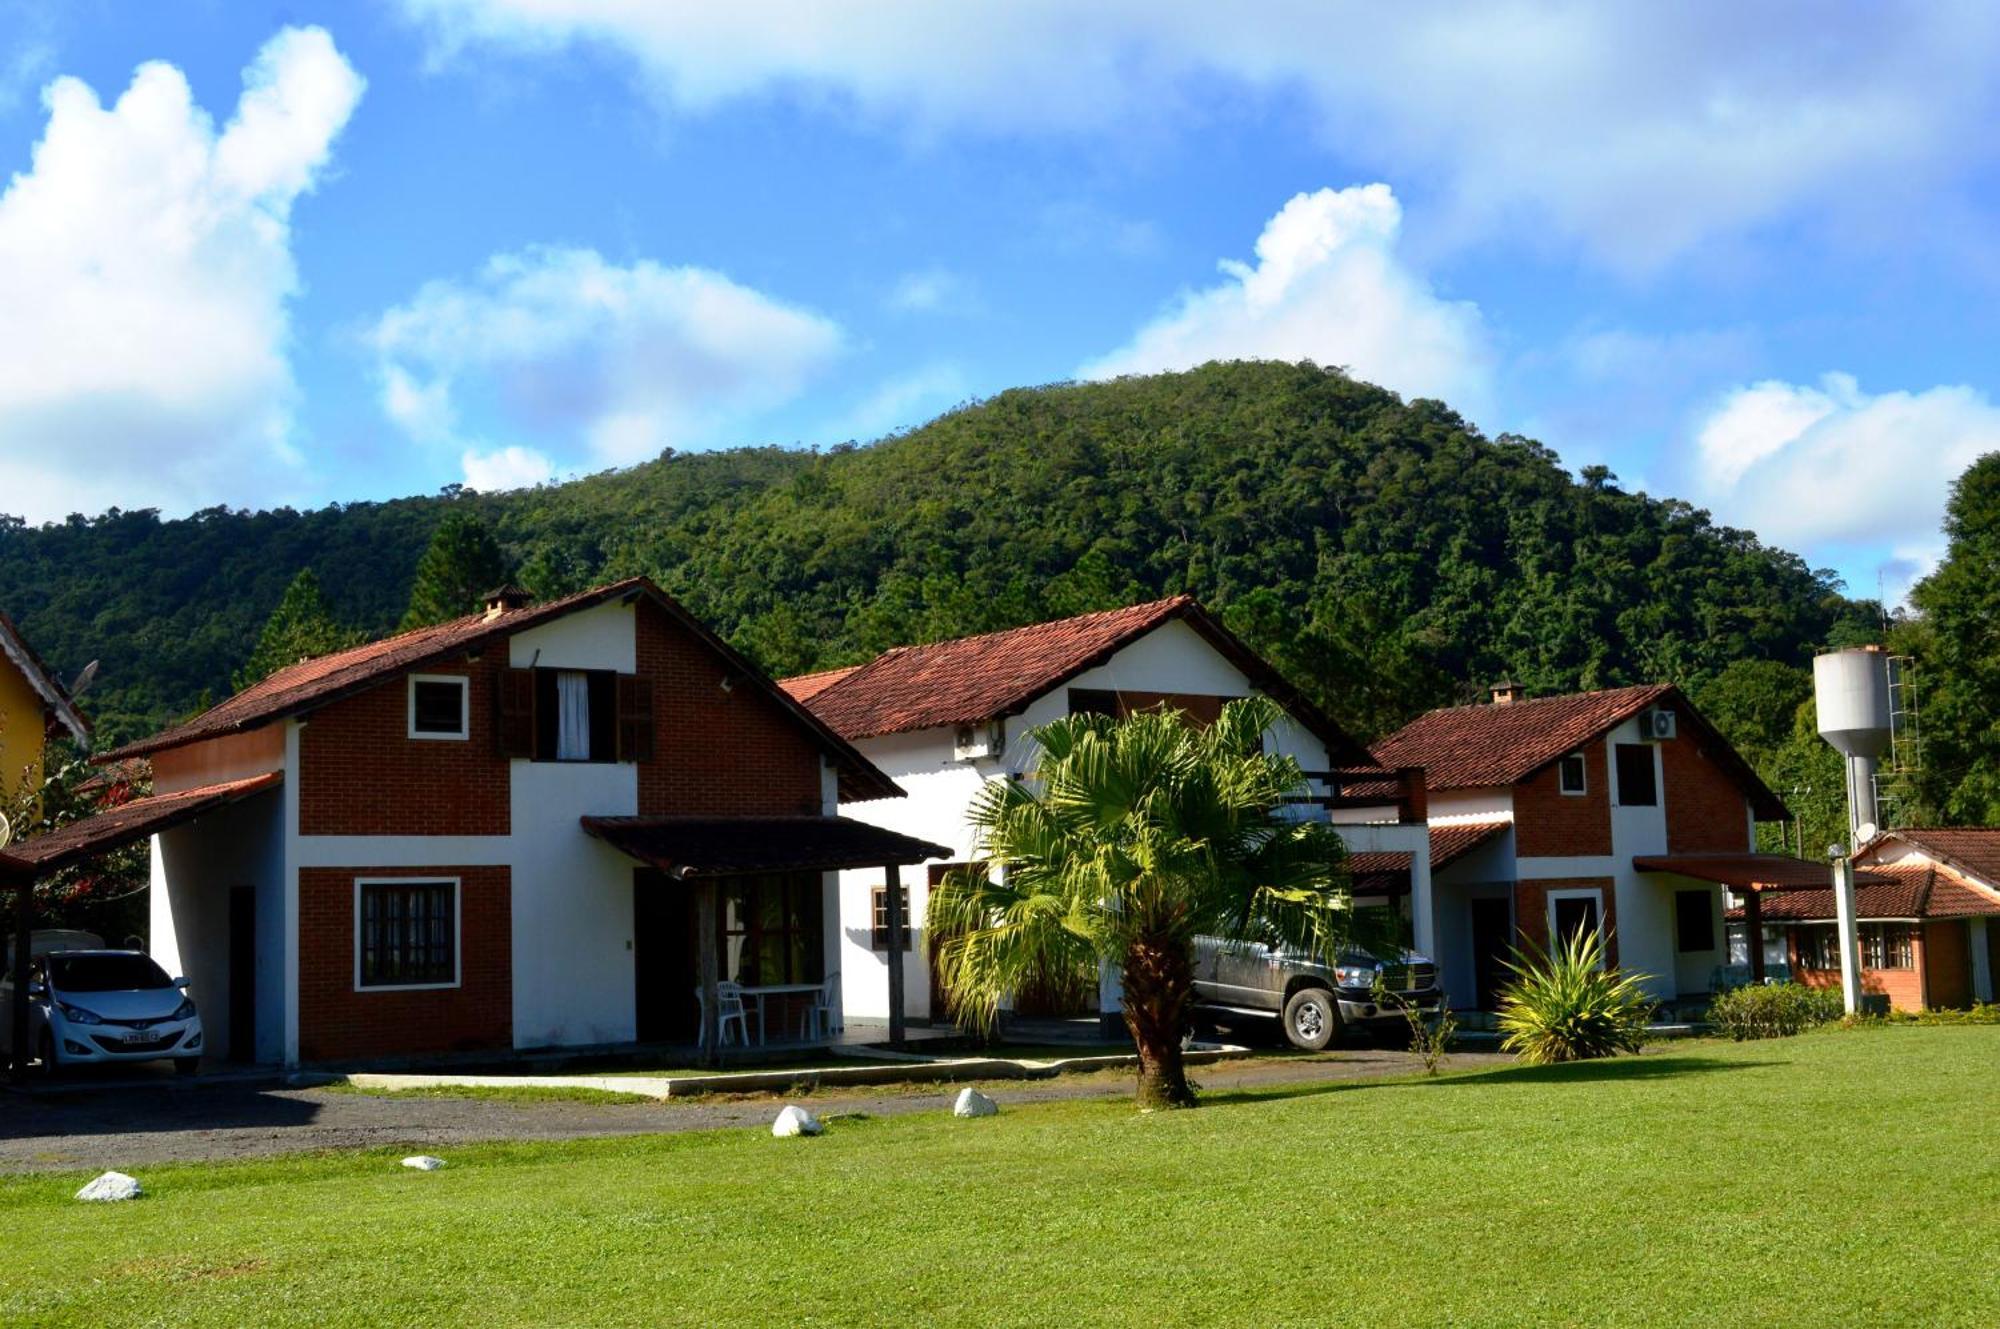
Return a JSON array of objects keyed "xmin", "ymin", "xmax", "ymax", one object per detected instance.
[{"xmin": 112, "ymin": 1032, "xmax": 157, "ymax": 1045}]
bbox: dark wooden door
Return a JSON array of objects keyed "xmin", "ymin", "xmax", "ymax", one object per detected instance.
[
  {"xmin": 1469, "ymin": 897, "xmax": 1512, "ymax": 1011},
  {"xmin": 633, "ymin": 872, "xmax": 695, "ymax": 1042},
  {"xmin": 227, "ymin": 886, "xmax": 256, "ymax": 1061}
]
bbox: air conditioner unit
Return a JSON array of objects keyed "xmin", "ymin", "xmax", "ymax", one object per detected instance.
[
  {"xmin": 1637, "ymin": 708, "xmax": 1677, "ymax": 742},
  {"xmin": 953, "ymin": 722, "xmax": 1004, "ymax": 763}
]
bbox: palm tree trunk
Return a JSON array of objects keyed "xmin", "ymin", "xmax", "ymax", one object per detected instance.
[{"xmin": 1121, "ymin": 933, "xmax": 1197, "ymax": 1108}]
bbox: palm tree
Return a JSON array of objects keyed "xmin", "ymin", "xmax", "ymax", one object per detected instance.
[{"xmin": 929, "ymin": 696, "xmax": 1378, "ymax": 1108}]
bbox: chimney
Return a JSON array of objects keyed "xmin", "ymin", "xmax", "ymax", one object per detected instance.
[
  {"xmin": 481, "ymin": 585, "xmax": 533, "ymax": 620},
  {"xmin": 1489, "ymin": 679, "xmax": 1523, "ymax": 706}
]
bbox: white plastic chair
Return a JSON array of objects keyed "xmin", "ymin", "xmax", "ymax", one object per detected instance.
[
  {"xmin": 695, "ymin": 981, "xmax": 752, "ymax": 1049},
  {"xmin": 799, "ymin": 972, "xmax": 841, "ymax": 1041}
]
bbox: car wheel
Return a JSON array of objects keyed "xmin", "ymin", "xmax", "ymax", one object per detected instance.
[
  {"xmin": 1282, "ymin": 987, "xmax": 1340, "ymax": 1051},
  {"xmin": 174, "ymin": 1057, "xmax": 201, "ymax": 1078}
]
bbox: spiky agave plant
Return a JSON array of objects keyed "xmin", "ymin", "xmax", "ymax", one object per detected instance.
[{"xmin": 1495, "ymin": 927, "xmax": 1653, "ymax": 1065}]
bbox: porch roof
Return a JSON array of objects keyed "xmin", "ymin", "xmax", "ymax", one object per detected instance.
[
  {"xmin": 1632, "ymin": 852, "xmax": 1893, "ymax": 892},
  {"xmin": 1345, "ymin": 850, "xmax": 1414, "ymax": 894},
  {"xmin": 580, "ymin": 815, "xmax": 951, "ymax": 878},
  {"xmin": 0, "ymin": 772, "xmax": 282, "ymax": 883}
]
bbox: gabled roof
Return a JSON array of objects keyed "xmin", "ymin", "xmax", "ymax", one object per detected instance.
[
  {"xmin": 779, "ymin": 665, "xmax": 859, "ymax": 705},
  {"xmin": 1430, "ymin": 820, "xmax": 1510, "ymax": 871},
  {"xmin": 780, "ymin": 596, "xmax": 1375, "ymax": 765},
  {"xmin": 0, "ymin": 609, "xmax": 90, "ymax": 746},
  {"xmin": 103, "ymin": 578, "xmax": 902, "ymax": 803},
  {"xmin": 1372, "ymin": 683, "xmax": 1787, "ymax": 821},
  {"xmin": 1870, "ymin": 828, "xmax": 2000, "ymax": 890}
]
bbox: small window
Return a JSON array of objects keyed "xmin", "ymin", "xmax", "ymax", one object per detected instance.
[
  {"xmin": 1861, "ymin": 923, "xmax": 1914, "ymax": 970},
  {"xmin": 1675, "ymin": 889, "xmax": 1715, "ymax": 953},
  {"xmin": 1549, "ymin": 893, "xmax": 1603, "ymax": 961},
  {"xmin": 1557, "ymin": 752, "xmax": 1588, "ymax": 796},
  {"xmin": 408, "ymin": 675, "xmax": 469, "ymax": 740},
  {"xmin": 356, "ymin": 879, "xmax": 458, "ymax": 989},
  {"xmin": 532, "ymin": 668, "xmax": 618, "ymax": 762},
  {"xmin": 871, "ymin": 885, "xmax": 914, "ymax": 951},
  {"xmin": 1614, "ymin": 743, "xmax": 1657, "ymax": 807}
]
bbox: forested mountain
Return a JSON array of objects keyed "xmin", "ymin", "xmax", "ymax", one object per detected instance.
[{"xmin": 0, "ymin": 361, "xmax": 1876, "ymax": 747}]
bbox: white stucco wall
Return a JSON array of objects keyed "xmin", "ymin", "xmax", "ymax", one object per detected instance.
[{"xmin": 150, "ymin": 787, "xmax": 286, "ymax": 1063}]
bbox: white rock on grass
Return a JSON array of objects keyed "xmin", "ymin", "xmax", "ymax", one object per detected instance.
[
  {"xmin": 401, "ymin": 1155, "xmax": 447, "ymax": 1171},
  {"xmin": 952, "ymin": 1088, "xmax": 999, "ymax": 1118},
  {"xmin": 771, "ymin": 1104, "xmax": 823, "ymax": 1138},
  {"xmin": 76, "ymin": 1171, "xmax": 142, "ymax": 1202}
]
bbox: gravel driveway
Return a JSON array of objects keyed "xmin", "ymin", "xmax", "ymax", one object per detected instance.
[{"xmin": 0, "ymin": 1048, "xmax": 1510, "ymax": 1172}]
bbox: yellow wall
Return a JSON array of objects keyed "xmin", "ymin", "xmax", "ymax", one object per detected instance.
[{"xmin": 0, "ymin": 656, "xmax": 48, "ymax": 800}]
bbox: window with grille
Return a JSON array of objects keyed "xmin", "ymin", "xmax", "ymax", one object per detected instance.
[
  {"xmin": 1861, "ymin": 923, "xmax": 1914, "ymax": 970},
  {"xmin": 871, "ymin": 885, "xmax": 914, "ymax": 951},
  {"xmin": 357, "ymin": 879, "xmax": 458, "ymax": 988}
]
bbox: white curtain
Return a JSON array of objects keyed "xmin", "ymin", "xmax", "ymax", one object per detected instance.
[{"xmin": 556, "ymin": 670, "xmax": 591, "ymax": 760}]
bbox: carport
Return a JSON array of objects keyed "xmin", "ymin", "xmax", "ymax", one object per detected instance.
[
  {"xmin": 1631, "ymin": 851, "xmax": 1894, "ymax": 982},
  {"xmin": 0, "ymin": 773, "xmax": 281, "ymax": 1075}
]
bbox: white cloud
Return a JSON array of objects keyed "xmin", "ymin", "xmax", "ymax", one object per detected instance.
[
  {"xmin": 461, "ymin": 444, "xmax": 555, "ymax": 492},
  {"xmin": 885, "ymin": 268, "xmax": 971, "ymax": 315},
  {"xmin": 0, "ymin": 27, "xmax": 364, "ymax": 522},
  {"xmin": 369, "ymin": 245, "xmax": 845, "ymax": 481},
  {"xmin": 1081, "ymin": 185, "xmax": 1491, "ymax": 414},
  {"xmin": 394, "ymin": 1, "xmax": 2000, "ymax": 269},
  {"xmin": 1691, "ymin": 373, "xmax": 2000, "ymax": 598}
]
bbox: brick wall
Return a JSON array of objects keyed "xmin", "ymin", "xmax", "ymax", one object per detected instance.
[
  {"xmin": 1513, "ymin": 746, "xmax": 1611, "ymax": 858},
  {"xmin": 635, "ymin": 600, "xmax": 823, "ymax": 816},
  {"xmin": 298, "ymin": 865, "xmax": 512, "ymax": 1062},
  {"xmin": 299, "ymin": 657, "xmax": 510, "ymax": 836},
  {"xmin": 1514, "ymin": 876, "xmax": 1619, "ymax": 968},
  {"xmin": 1922, "ymin": 919, "xmax": 1972, "ymax": 1009},
  {"xmin": 1659, "ymin": 716, "xmax": 1754, "ymax": 853}
]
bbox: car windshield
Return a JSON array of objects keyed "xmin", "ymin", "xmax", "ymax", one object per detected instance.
[{"xmin": 47, "ymin": 954, "xmax": 174, "ymax": 993}]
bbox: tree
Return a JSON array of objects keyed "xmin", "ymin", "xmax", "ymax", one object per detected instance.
[
  {"xmin": 928, "ymin": 697, "xmax": 1380, "ymax": 1108},
  {"xmin": 1909, "ymin": 454, "xmax": 2000, "ymax": 822},
  {"xmin": 233, "ymin": 569, "xmax": 362, "ymax": 690},
  {"xmin": 401, "ymin": 510, "xmax": 512, "ymax": 629}
]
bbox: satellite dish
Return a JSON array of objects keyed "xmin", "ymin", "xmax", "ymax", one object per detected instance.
[
  {"xmin": 68, "ymin": 659, "xmax": 99, "ymax": 698},
  {"xmin": 0, "ymin": 808, "xmax": 12, "ymax": 851},
  {"xmin": 1856, "ymin": 821, "xmax": 1879, "ymax": 845}
]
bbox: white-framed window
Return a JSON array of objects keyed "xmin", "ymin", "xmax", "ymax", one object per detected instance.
[
  {"xmin": 1546, "ymin": 887, "xmax": 1606, "ymax": 968},
  {"xmin": 354, "ymin": 877, "xmax": 461, "ymax": 991},
  {"xmin": 408, "ymin": 674, "xmax": 470, "ymax": 740},
  {"xmin": 1557, "ymin": 752, "xmax": 1588, "ymax": 796}
]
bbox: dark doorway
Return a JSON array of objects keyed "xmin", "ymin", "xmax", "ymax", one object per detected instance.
[
  {"xmin": 1552, "ymin": 893, "xmax": 1602, "ymax": 948},
  {"xmin": 1469, "ymin": 897, "xmax": 1512, "ymax": 1010},
  {"xmin": 633, "ymin": 872, "xmax": 695, "ymax": 1042},
  {"xmin": 227, "ymin": 886, "xmax": 256, "ymax": 1061}
]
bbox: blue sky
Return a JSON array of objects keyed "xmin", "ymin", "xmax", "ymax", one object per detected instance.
[{"xmin": 4, "ymin": 3, "xmax": 2000, "ymax": 605}]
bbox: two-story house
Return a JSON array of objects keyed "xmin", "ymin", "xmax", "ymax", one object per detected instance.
[
  {"xmin": 0, "ymin": 610, "xmax": 91, "ymax": 800},
  {"xmin": 35, "ymin": 580, "xmax": 946, "ymax": 1068},
  {"xmin": 1370, "ymin": 682, "xmax": 1789, "ymax": 1010},
  {"xmin": 782, "ymin": 596, "xmax": 1431, "ymax": 1033}
]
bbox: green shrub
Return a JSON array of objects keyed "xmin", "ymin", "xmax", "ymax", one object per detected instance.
[
  {"xmin": 1843, "ymin": 1002, "xmax": 2000, "ymax": 1029},
  {"xmin": 1708, "ymin": 982, "xmax": 1846, "ymax": 1040},
  {"xmin": 1496, "ymin": 928, "xmax": 1653, "ymax": 1065}
]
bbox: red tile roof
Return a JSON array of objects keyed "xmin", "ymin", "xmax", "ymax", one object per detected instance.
[
  {"xmin": 1430, "ymin": 820, "xmax": 1510, "ymax": 870},
  {"xmin": 781, "ymin": 597, "xmax": 1375, "ymax": 765},
  {"xmin": 102, "ymin": 578, "xmax": 902, "ymax": 803},
  {"xmin": 1725, "ymin": 863, "xmax": 2000, "ymax": 921},
  {"xmin": 0, "ymin": 608, "xmax": 90, "ymax": 744},
  {"xmin": 779, "ymin": 665, "xmax": 859, "ymax": 704},
  {"xmin": 0, "ymin": 773, "xmax": 281, "ymax": 879},
  {"xmin": 1633, "ymin": 852, "xmax": 1884, "ymax": 890},
  {"xmin": 1875, "ymin": 828, "xmax": 2000, "ymax": 889},
  {"xmin": 1373, "ymin": 683, "xmax": 1787, "ymax": 821}
]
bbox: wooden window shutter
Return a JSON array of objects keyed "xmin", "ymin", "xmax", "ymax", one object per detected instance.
[
  {"xmin": 616, "ymin": 673, "xmax": 654, "ymax": 762},
  {"xmin": 497, "ymin": 668, "xmax": 536, "ymax": 757}
]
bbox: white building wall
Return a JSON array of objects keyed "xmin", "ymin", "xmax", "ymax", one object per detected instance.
[{"xmin": 1429, "ymin": 831, "xmax": 1518, "ymax": 1009}]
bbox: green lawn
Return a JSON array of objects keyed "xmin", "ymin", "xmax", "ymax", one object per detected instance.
[{"xmin": 5, "ymin": 1028, "xmax": 1996, "ymax": 1327}]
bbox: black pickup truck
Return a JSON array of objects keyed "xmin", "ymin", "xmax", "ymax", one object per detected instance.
[{"xmin": 1192, "ymin": 937, "xmax": 1443, "ymax": 1049}]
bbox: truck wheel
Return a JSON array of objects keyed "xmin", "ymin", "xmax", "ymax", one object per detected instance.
[{"xmin": 1282, "ymin": 987, "xmax": 1340, "ymax": 1051}]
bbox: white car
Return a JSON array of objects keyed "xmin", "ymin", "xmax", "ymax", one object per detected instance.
[{"xmin": 0, "ymin": 950, "xmax": 204, "ymax": 1075}]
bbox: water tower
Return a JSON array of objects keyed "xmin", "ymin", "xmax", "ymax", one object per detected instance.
[{"xmin": 1813, "ymin": 646, "xmax": 1890, "ymax": 1013}]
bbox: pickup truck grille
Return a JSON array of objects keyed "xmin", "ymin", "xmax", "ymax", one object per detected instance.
[{"xmin": 1380, "ymin": 963, "xmax": 1437, "ymax": 994}]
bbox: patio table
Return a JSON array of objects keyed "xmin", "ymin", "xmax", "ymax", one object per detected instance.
[{"xmin": 737, "ymin": 982, "xmax": 827, "ymax": 1045}]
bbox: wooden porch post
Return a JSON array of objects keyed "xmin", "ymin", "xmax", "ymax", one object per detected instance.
[
  {"xmin": 9, "ymin": 880, "xmax": 31, "ymax": 1076},
  {"xmin": 884, "ymin": 861, "xmax": 906, "ymax": 1046},
  {"xmin": 1745, "ymin": 887, "xmax": 1766, "ymax": 984},
  {"xmin": 695, "ymin": 876, "xmax": 720, "ymax": 1069}
]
